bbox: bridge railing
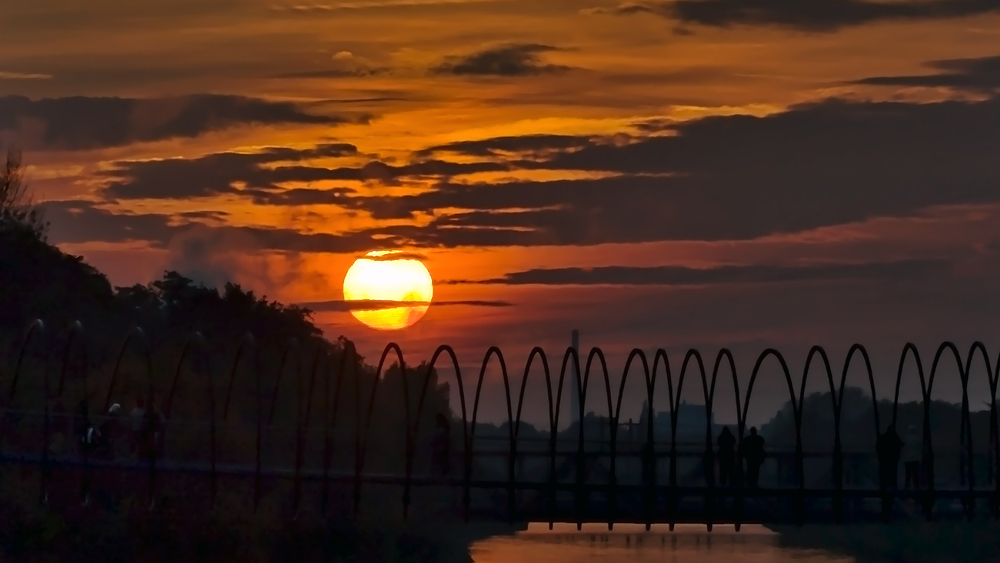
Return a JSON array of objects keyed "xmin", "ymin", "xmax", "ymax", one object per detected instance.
[{"xmin": 2, "ymin": 319, "xmax": 999, "ymax": 529}]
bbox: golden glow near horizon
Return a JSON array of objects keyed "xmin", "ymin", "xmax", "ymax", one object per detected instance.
[{"xmin": 343, "ymin": 251, "xmax": 434, "ymax": 330}]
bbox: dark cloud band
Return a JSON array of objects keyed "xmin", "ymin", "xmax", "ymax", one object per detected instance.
[
  {"xmin": 0, "ymin": 94, "xmax": 365, "ymax": 151},
  {"xmin": 46, "ymin": 96, "xmax": 1000, "ymax": 252},
  {"xmin": 431, "ymin": 44, "xmax": 574, "ymax": 76},
  {"xmin": 441, "ymin": 260, "xmax": 947, "ymax": 286},
  {"xmin": 297, "ymin": 299, "xmax": 513, "ymax": 311},
  {"xmin": 590, "ymin": 0, "xmax": 1000, "ymax": 32},
  {"xmin": 853, "ymin": 54, "xmax": 1000, "ymax": 93}
]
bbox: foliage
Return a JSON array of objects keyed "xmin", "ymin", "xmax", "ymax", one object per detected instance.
[
  {"xmin": 777, "ymin": 522, "xmax": 1000, "ymax": 563},
  {"xmin": 761, "ymin": 387, "xmax": 996, "ymax": 453},
  {"xmin": 0, "ymin": 468, "xmax": 480, "ymax": 563},
  {"xmin": 0, "ymin": 148, "xmax": 47, "ymax": 240}
]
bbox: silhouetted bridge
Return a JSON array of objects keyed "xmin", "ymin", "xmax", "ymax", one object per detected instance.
[{"xmin": 2, "ymin": 319, "xmax": 1000, "ymax": 529}]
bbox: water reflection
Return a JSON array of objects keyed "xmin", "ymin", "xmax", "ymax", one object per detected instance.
[{"xmin": 471, "ymin": 523, "xmax": 854, "ymax": 562}]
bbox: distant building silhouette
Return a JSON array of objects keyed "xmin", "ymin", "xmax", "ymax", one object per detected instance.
[{"xmin": 639, "ymin": 400, "xmax": 717, "ymax": 442}]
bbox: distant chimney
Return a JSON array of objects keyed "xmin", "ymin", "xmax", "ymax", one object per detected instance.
[{"xmin": 571, "ymin": 330, "xmax": 580, "ymax": 428}]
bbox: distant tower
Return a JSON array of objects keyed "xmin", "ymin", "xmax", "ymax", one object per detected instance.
[{"xmin": 571, "ymin": 330, "xmax": 580, "ymax": 428}]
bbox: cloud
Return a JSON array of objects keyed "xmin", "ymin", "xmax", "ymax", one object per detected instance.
[
  {"xmin": 48, "ymin": 97, "xmax": 1000, "ymax": 253},
  {"xmin": 40, "ymin": 200, "xmax": 432, "ymax": 254},
  {"xmin": 342, "ymin": 97, "xmax": 1000, "ymax": 246},
  {"xmin": 0, "ymin": 94, "xmax": 363, "ymax": 151},
  {"xmin": 588, "ymin": 0, "xmax": 1000, "ymax": 32},
  {"xmin": 0, "ymin": 71, "xmax": 52, "ymax": 80},
  {"xmin": 854, "ymin": 54, "xmax": 1000, "ymax": 93},
  {"xmin": 99, "ymin": 145, "xmax": 521, "ymax": 201},
  {"xmin": 442, "ymin": 259, "xmax": 946, "ymax": 286},
  {"xmin": 415, "ymin": 134, "xmax": 600, "ymax": 157},
  {"xmin": 97, "ymin": 143, "xmax": 359, "ymax": 200},
  {"xmin": 269, "ymin": 0, "xmax": 501, "ymax": 12},
  {"xmin": 361, "ymin": 251, "xmax": 429, "ymax": 261},
  {"xmin": 246, "ymin": 187, "xmax": 358, "ymax": 206},
  {"xmin": 431, "ymin": 44, "xmax": 575, "ymax": 77},
  {"xmin": 297, "ymin": 298, "xmax": 513, "ymax": 311},
  {"xmin": 42, "ymin": 200, "xmax": 180, "ymax": 246},
  {"xmin": 273, "ymin": 51, "xmax": 391, "ymax": 78},
  {"xmin": 580, "ymin": 3, "xmax": 655, "ymax": 16}
]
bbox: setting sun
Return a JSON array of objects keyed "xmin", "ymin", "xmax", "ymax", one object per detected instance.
[{"xmin": 343, "ymin": 251, "xmax": 434, "ymax": 330}]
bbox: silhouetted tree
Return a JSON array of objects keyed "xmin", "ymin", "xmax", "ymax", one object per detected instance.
[{"xmin": 0, "ymin": 148, "xmax": 46, "ymax": 239}]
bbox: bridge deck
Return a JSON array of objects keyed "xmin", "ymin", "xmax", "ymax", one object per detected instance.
[{"xmin": 3, "ymin": 452, "xmax": 995, "ymax": 499}]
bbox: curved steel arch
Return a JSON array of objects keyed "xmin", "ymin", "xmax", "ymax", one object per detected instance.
[
  {"xmin": 248, "ymin": 333, "xmax": 298, "ymax": 509},
  {"xmin": 892, "ymin": 342, "xmax": 931, "ymax": 518},
  {"xmin": 301, "ymin": 344, "xmax": 326, "ymax": 429},
  {"xmin": 570, "ymin": 347, "xmax": 617, "ymax": 529},
  {"xmin": 795, "ymin": 346, "xmax": 837, "ymax": 524},
  {"xmin": 892, "ymin": 343, "xmax": 929, "ymax": 426},
  {"xmin": 293, "ymin": 343, "xmax": 326, "ymax": 514},
  {"xmin": 41, "ymin": 320, "xmax": 85, "ymax": 503},
  {"xmin": 421, "ymin": 344, "xmax": 471, "ymax": 520},
  {"xmin": 164, "ymin": 332, "xmax": 209, "ymax": 421},
  {"xmin": 839, "ymin": 344, "xmax": 881, "ymax": 437},
  {"xmin": 222, "ymin": 332, "xmax": 255, "ymax": 422},
  {"xmin": 512, "ymin": 347, "xmax": 558, "ymax": 528},
  {"xmin": 56, "ymin": 320, "xmax": 84, "ymax": 399},
  {"xmin": 926, "ymin": 342, "xmax": 970, "ymax": 517},
  {"xmin": 251, "ymin": 335, "xmax": 300, "ymax": 510},
  {"xmin": 708, "ymin": 348, "xmax": 742, "ymax": 529},
  {"xmin": 645, "ymin": 349, "xmax": 675, "ymax": 530},
  {"xmin": 267, "ymin": 337, "xmax": 301, "ymax": 425},
  {"xmin": 549, "ymin": 346, "xmax": 583, "ymax": 530},
  {"xmin": 321, "ymin": 341, "xmax": 354, "ymax": 514},
  {"xmin": 103, "ymin": 326, "xmax": 154, "ymax": 414},
  {"xmin": 350, "ymin": 341, "xmax": 406, "ymax": 518},
  {"xmin": 834, "ymin": 344, "xmax": 881, "ymax": 521},
  {"xmin": 708, "ymin": 348, "xmax": 743, "ymax": 442},
  {"xmin": 556, "ymin": 346, "xmax": 584, "ymax": 529},
  {"xmin": 740, "ymin": 348, "xmax": 800, "ymax": 524},
  {"xmin": 651, "ymin": 349, "xmax": 677, "ymax": 438},
  {"xmin": 9, "ymin": 319, "xmax": 45, "ymax": 403},
  {"xmin": 163, "ymin": 332, "xmax": 218, "ymax": 507},
  {"xmin": 672, "ymin": 349, "xmax": 711, "ymax": 529},
  {"xmin": 963, "ymin": 342, "xmax": 996, "ymax": 510},
  {"xmin": 740, "ymin": 349, "xmax": 799, "ymax": 442},
  {"xmin": 604, "ymin": 348, "xmax": 651, "ymax": 530}
]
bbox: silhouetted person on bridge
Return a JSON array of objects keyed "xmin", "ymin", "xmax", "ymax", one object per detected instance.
[
  {"xmin": 903, "ymin": 424, "xmax": 920, "ymax": 489},
  {"xmin": 137, "ymin": 402, "xmax": 161, "ymax": 462},
  {"xmin": 740, "ymin": 427, "xmax": 766, "ymax": 488},
  {"xmin": 717, "ymin": 426, "xmax": 736, "ymax": 486},
  {"xmin": 431, "ymin": 413, "xmax": 451, "ymax": 477},
  {"xmin": 130, "ymin": 397, "xmax": 146, "ymax": 459},
  {"xmin": 95, "ymin": 403, "xmax": 121, "ymax": 460},
  {"xmin": 74, "ymin": 399, "xmax": 90, "ymax": 451},
  {"xmin": 75, "ymin": 400, "xmax": 104, "ymax": 458},
  {"xmin": 877, "ymin": 424, "xmax": 903, "ymax": 490}
]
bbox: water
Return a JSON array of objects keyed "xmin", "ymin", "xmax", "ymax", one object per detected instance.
[{"xmin": 471, "ymin": 523, "xmax": 854, "ymax": 563}]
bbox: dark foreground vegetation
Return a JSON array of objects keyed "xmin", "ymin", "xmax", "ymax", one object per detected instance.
[
  {"xmin": 776, "ymin": 521, "xmax": 1000, "ymax": 563},
  {"xmin": 0, "ymin": 465, "xmax": 506, "ymax": 563}
]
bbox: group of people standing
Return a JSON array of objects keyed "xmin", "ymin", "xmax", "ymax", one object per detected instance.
[
  {"xmin": 713, "ymin": 423, "xmax": 923, "ymax": 490},
  {"xmin": 715, "ymin": 426, "xmax": 767, "ymax": 488},
  {"xmin": 876, "ymin": 423, "xmax": 923, "ymax": 490},
  {"xmin": 76, "ymin": 397, "xmax": 163, "ymax": 462}
]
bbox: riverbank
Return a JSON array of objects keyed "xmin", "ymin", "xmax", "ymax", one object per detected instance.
[
  {"xmin": 0, "ymin": 470, "xmax": 514, "ymax": 563},
  {"xmin": 775, "ymin": 521, "xmax": 1000, "ymax": 563}
]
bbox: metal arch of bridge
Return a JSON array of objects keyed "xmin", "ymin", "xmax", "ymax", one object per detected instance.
[{"xmin": 2, "ymin": 318, "xmax": 1000, "ymax": 530}]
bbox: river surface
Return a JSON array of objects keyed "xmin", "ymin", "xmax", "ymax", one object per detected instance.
[{"xmin": 470, "ymin": 523, "xmax": 854, "ymax": 563}]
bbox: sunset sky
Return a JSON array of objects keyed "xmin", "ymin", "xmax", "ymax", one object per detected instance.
[{"xmin": 4, "ymin": 0, "xmax": 1000, "ymax": 424}]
